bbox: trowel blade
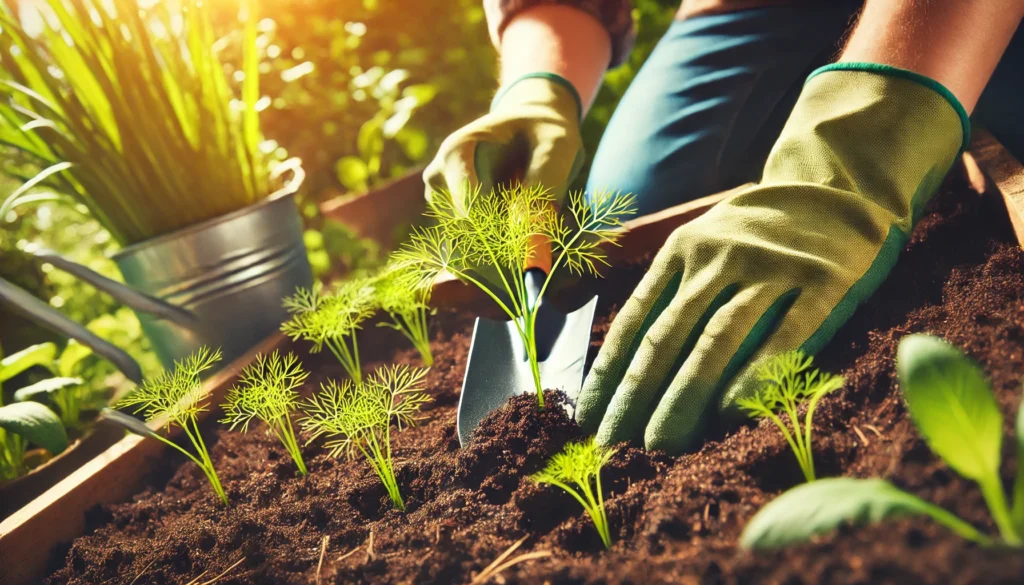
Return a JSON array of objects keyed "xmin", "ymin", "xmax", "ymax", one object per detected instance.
[{"xmin": 456, "ymin": 295, "xmax": 598, "ymax": 447}]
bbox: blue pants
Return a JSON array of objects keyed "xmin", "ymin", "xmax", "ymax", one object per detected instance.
[{"xmin": 586, "ymin": 4, "xmax": 1024, "ymax": 216}]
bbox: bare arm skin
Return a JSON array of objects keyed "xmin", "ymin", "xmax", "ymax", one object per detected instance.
[
  {"xmin": 499, "ymin": 5, "xmax": 612, "ymax": 113},
  {"xmin": 841, "ymin": 0, "xmax": 1024, "ymax": 113}
]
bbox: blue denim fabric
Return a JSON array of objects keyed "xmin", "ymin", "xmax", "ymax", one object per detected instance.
[{"xmin": 586, "ymin": 4, "xmax": 1024, "ymax": 216}]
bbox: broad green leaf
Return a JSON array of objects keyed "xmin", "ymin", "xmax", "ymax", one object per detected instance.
[
  {"xmin": 896, "ymin": 334, "xmax": 1002, "ymax": 482},
  {"xmin": 58, "ymin": 340, "xmax": 93, "ymax": 377},
  {"xmin": 740, "ymin": 478, "xmax": 989, "ymax": 549},
  {"xmin": 14, "ymin": 377, "xmax": 83, "ymax": 403},
  {"xmin": 401, "ymin": 83, "xmax": 437, "ymax": 106},
  {"xmin": 0, "ymin": 342, "xmax": 57, "ymax": 383},
  {"xmin": 0, "ymin": 402, "xmax": 68, "ymax": 455},
  {"xmin": 336, "ymin": 156, "xmax": 369, "ymax": 191}
]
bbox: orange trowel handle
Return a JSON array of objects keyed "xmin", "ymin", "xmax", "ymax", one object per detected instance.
[{"xmin": 525, "ymin": 232, "xmax": 553, "ymax": 273}]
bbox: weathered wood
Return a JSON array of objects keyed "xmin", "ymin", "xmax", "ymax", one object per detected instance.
[
  {"xmin": 966, "ymin": 130, "xmax": 1024, "ymax": 247},
  {"xmin": 318, "ymin": 171, "xmax": 426, "ymax": 249}
]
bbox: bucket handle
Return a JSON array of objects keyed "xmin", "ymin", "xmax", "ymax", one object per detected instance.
[
  {"xmin": 268, "ymin": 157, "xmax": 305, "ymax": 200},
  {"xmin": 0, "ymin": 248, "xmax": 200, "ymax": 385}
]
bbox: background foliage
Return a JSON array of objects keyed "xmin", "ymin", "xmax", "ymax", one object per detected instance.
[{"xmin": 1, "ymin": 0, "xmax": 677, "ymax": 393}]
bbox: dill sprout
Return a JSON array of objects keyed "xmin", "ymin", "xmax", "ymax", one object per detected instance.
[
  {"xmin": 737, "ymin": 351, "xmax": 844, "ymax": 483},
  {"xmin": 395, "ymin": 185, "xmax": 636, "ymax": 408},
  {"xmin": 301, "ymin": 364, "xmax": 430, "ymax": 511},
  {"xmin": 532, "ymin": 438, "xmax": 617, "ymax": 548},
  {"xmin": 115, "ymin": 347, "xmax": 228, "ymax": 504},
  {"xmin": 281, "ymin": 279, "xmax": 376, "ymax": 385},
  {"xmin": 374, "ymin": 261, "xmax": 434, "ymax": 366},
  {"xmin": 221, "ymin": 351, "xmax": 310, "ymax": 475}
]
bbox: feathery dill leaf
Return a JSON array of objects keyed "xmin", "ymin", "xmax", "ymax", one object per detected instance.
[
  {"xmin": 737, "ymin": 351, "xmax": 844, "ymax": 482},
  {"xmin": 373, "ymin": 261, "xmax": 434, "ymax": 366},
  {"xmin": 532, "ymin": 438, "xmax": 617, "ymax": 548},
  {"xmin": 114, "ymin": 347, "xmax": 228, "ymax": 504},
  {"xmin": 221, "ymin": 351, "xmax": 310, "ymax": 475},
  {"xmin": 395, "ymin": 185, "xmax": 636, "ymax": 407},
  {"xmin": 281, "ymin": 278, "xmax": 376, "ymax": 384},
  {"xmin": 301, "ymin": 364, "xmax": 430, "ymax": 510}
]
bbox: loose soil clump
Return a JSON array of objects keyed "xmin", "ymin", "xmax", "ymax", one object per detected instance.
[{"xmin": 45, "ymin": 174, "xmax": 1024, "ymax": 584}]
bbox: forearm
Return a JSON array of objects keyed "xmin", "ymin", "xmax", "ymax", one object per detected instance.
[
  {"xmin": 841, "ymin": 0, "xmax": 1024, "ymax": 113},
  {"xmin": 499, "ymin": 5, "xmax": 612, "ymax": 114}
]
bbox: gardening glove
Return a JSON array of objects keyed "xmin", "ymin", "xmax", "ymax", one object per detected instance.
[
  {"xmin": 576, "ymin": 64, "xmax": 970, "ymax": 455},
  {"xmin": 423, "ymin": 73, "xmax": 585, "ymax": 208}
]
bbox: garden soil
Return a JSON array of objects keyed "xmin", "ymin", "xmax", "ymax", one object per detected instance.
[{"xmin": 45, "ymin": 172, "xmax": 1024, "ymax": 585}]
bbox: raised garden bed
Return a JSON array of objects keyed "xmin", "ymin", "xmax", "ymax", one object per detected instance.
[{"xmin": 3, "ymin": 134, "xmax": 1023, "ymax": 585}]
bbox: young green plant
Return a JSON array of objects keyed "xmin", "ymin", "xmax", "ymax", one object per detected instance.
[
  {"xmin": 110, "ymin": 347, "xmax": 228, "ymax": 504},
  {"xmin": 221, "ymin": 351, "xmax": 310, "ymax": 475},
  {"xmin": 301, "ymin": 364, "xmax": 430, "ymax": 511},
  {"xmin": 741, "ymin": 334, "xmax": 1024, "ymax": 550},
  {"xmin": 737, "ymin": 351, "xmax": 844, "ymax": 483},
  {"xmin": 396, "ymin": 185, "xmax": 636, "ymax": 408},
  {"xmin": 532, "ymin": 438, "xmax": 617, "ymax": 548},
  {"xmin": 282, "ymin": 279, "xmax": 376, "ymax": 385},
  {"xmin": 0, "ymin": 343, "xmax": 70, "ymax": 479},
  {"xmin": 374, "ymin": 261, "xmax": 434, "ymax": 366}
]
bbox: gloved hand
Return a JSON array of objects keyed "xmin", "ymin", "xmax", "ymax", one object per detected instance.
[
  {"xmin": 576, "ymin": 64, "xmax": 970, "ymax": 454},
  {"xmin": 422, "ymin": 73, "xmax": 585, "ymax": 207}
]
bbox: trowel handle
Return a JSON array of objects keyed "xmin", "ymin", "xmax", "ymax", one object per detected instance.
[{"xmin": 524, "ymin": 233, "xmax": 553, "ymax": 274}]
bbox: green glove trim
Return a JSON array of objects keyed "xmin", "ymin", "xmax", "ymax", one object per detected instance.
[
  {"xmin": 807, "ymin": 62, "xmax": 971, "ymax": 152},
  {"xmin": 491, "ymin": 72, "xmax": 584, "ymax": 122}
]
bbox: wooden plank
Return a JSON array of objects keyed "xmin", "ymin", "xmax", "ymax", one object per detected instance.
[
  {"xmin": 0, "ymin": 185, "xmax": 735, "ymax": 585},
  {"xmin": 0, "ymin": 333, "xmax": 284, "ymax": 585},
  {"xmin": 318, "ymin": 171, "xmax": 425, "ymax": 249},
  {"xmin": 966, "ymin": 129, "xmax": 1024, "ymax": 247}
]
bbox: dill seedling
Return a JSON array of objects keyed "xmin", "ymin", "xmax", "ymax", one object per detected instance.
[
  {"xmin": 395, "ymin": 185, "xmax": 635, "ymax": 408},
  {"xmin": 737, "ymin": 351, "xmax": 844, "ymax": 483},
  {"xmin": 115, "ymin": 347, "xmax": 228, "ymax": 504},
  {"xmin": 301, "ymin": 364, "xmax": 430, "ymax": 511},
  {"xmin": 532, "ymin": 438, "xmax": 617, "ymax": 548},
  {"xmin": 374, "ymin": 261, "xmax": 434, "ymax": 366},
  {"xmin": 221, "ymin": 351, "xmax": 310, "ymax": 475},
  {"xmin": 282, "ymin": 279, "xmax": 376, "ymax": 385}
]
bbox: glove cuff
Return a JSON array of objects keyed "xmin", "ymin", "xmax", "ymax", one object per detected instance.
[
  {"xmin": 806, "ymin": 62, "xmax": 971, "ymax": 152},
  {"xmin": 491, "ymin": 72, "xmax": 584, "ymax": 122}
]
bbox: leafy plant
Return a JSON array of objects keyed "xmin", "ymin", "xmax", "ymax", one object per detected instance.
[
  {"xmin": 301, "ymin": 364, "xmax": 430, "ymax": 511},
  {"xmin": 221, "ymin": 350, "xmax": 309, "ymax": 475},
  {"xmin": 15, "ymin": 376, "xmax": 86, "ymax": 428},
  {"xmin": 0, "ymin": 342, "xmax": 58, "ymax": 392},
  {"xmin": 740, "ymin": 334, "xmax": 1024, "ymax": 549},
  {"xmin": 0, "ymin": 0, "xmax": 282, "ymax": 244},
  {"xmin": 111, "ymin": 347, "xmax": 227, "ymax": 504},
  {"xmin": 0, "ymin": 401, "xmax": 67, "ymax": 480},
  {"xmin": 531, "ymin": 438, "xmax": 617, "ymax": 548},
  {"xmin": 5, "ymin": 339, "xmax": 97, "ymax": 427},
  {"xmin": 281, "ymin": 278, "xmax": 376, "ymax": 385},
  {"xmin": 373, "ymin": 261, "xmax": 434, "ymax": 366},
  {"xmin": 737, "ymin": 351, "xmax": 844, "ymax": 482},
  {"xmin": 396, "ymin": 186, "xmax": 635, "ymax": 407}
]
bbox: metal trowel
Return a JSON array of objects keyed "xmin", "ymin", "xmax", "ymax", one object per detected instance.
[{"xmin": 456, "ymin": 238, "xmax": 598, "ymax": 446}]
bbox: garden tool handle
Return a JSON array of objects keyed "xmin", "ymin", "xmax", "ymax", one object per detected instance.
[
  {"xmin": 524, "ymin": 233, "xmax": 553, "ymax": 274},
  {"xmin": 0, "ymin": 277, "xmax": 143, "ymax": 384},
  {"xmin": 28, "ymin": 247, "xmax": 197, "ymax": 327}
]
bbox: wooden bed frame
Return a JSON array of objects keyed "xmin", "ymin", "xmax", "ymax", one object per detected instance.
[{"xmin": 1, "ymin": 133, "xmax": 1020, "ymax": 585}]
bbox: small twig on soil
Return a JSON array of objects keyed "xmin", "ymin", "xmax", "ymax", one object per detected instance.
[
  {"xmin": 187, "ymin": 557, "xmax": 246, "ymax": 585},
  {"xmin": 366, "ymin": 528, "xmax": 377, "ymax": 563},
  {"xmin": 703, "ymin": 502, "xmax": 711, "ymax": 525},
  {"xmin": 470, "ymin": 536, "xmax": 552, "ymax": 584},
  {"xmin": 864, "ymin": 424, "xmax": 883, "ymax": 438},
  {"xmin": 853, "ymin": 425, "xmax": 870, "ymax": 447},
  {"xmin": 337, "ymin": 546, "xmax": 362, "ymax": 563},
  {"xmin": 315, "ymin": 535, "xmax": 330, "ymax": 585},
  {"xmin": 435, "ymin": 524, "xmax": 441, "ymax": 544},
  {"xmin": 125, "ymin": 558, "xmax": 158, "ymax": 585}
]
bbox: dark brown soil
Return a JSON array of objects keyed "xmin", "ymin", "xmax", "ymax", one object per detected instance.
[{"xmin": 45, "ymin": 172, "xmax": 1024, "ymax": 585}]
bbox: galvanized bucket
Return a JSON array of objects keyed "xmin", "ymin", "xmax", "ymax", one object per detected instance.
[{"xmin": 0, "ymin": 190, "xmax": 312, "ymax": 381}]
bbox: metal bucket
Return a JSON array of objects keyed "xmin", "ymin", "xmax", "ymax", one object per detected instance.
[
  {"xmin": 113, "ymin": 193, "xmax": 312, "ymax": 367},
  {"xmin": 0, "ymin": 192, "xmax": 312, "ymax": 382}
]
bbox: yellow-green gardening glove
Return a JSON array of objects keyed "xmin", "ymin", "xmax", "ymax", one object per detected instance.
[
  {"xmin": 423, "ymin": 73, "xmax": 585, "ymax": 207},
  {"xmin": 576, "ymin": 64, "xmax": 970, "ymax": 454}
]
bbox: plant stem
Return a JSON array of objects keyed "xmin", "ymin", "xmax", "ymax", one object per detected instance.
[
  {"xmin": 979, "ymin": 474, "xmax": 1021, "ymax": 545},
  {"xmin": 276, "ymin": 416, "xmax": 307, "ymax": 476}
]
